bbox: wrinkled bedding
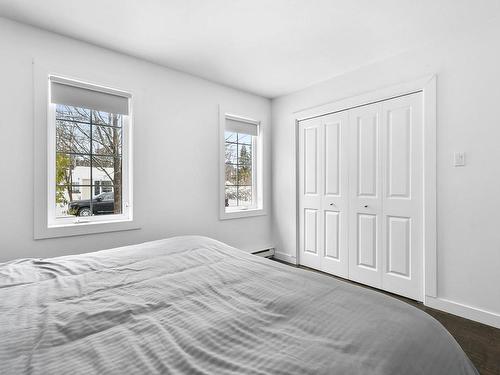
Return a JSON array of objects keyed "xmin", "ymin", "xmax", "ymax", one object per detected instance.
[{"xmin": 0, "ymin": 236, "xmax": 477, "ymax": 374}]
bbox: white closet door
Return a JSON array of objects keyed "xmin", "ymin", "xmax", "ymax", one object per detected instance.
[
  {"xmin": 298, "ymin": 117, "xmax": 322, "ymax": 270},
  {"xmin": 381, "ymin": 93, "xmax": 423, "ymax": 301},
  {"xmin": 298, "ymin": 112, "xmax": 349, "ymax": 277},
  {"xmin": 298, "ymin": 92, "xmax": 423, "ymax": 301},
  {"xmin": 321, "ymin": 112, "xmax": 349, "ymax": 277},
  {"xmin": 348, "ymin": 104, "xmax": 383, "ymax": 289}
]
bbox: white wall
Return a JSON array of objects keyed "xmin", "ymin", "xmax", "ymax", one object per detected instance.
[
  {"xmin": 272, "ymin": 18, "xmax": 500, "ymax": 321},
  {"xmin": 0, "ymin": 18, "xmax": 272, "ymax": 261}
]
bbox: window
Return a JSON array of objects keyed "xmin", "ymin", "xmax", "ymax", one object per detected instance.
[
  {"xmin": 220, "ymin": 111, "xmax": 264, "ymax": 219},
  {"xmin": 48, "ymin": 76, "xmax": 132, "ymax": 227},
  {"xmin": 94, "ymin": 180, "xmax": 113, "ymax": 195},
  {"xmin": 224, "ymin": 132, "xmax": 254, "ymax": 208},
  {"xmin": 71, "ymin": 184, "xmax": 81, "ymax": 194}
]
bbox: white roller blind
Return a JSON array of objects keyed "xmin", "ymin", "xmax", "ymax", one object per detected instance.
[
  {"xmin": 225, "ymin": 117, "xmax": 259, "ymax": 136},
  {"xmin": 50, "ymin": 77, "xmax": 130, "ymax": 115}
]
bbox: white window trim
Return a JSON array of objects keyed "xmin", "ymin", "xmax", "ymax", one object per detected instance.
[
  {"xmin": 33, "ymin": 60, "xmax": 139, "ymax": 239},
  {"xmin": 46, "ymin": 88, "xmax": 132, "ymax": 228},
  {"xmin": 219, "ymin": 107, "xmax": 266, "ymax": 220}
]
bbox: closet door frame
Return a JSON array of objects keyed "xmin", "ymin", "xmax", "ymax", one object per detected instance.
[{"xmin": 294, "ymin": 75, "xmax": 437, "ymax": 298}]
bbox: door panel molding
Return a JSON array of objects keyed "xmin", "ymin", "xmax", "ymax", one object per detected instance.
[
  {"xmin": 304, "ymin": 127, "xmax": 319, "ymax": 195},
  {"xmin": 356, "ymin": 114, "xmax": 379, "ymax": 197},
  {"xmin": 357, "ymin": 213, "xmax": 377, "ymax": 269},
  {"xmin": 386, "ymin": 105, "xmax": 411, "ymax": 199},
  {"xmin": 304, "ymin": 208, "xmax": 318, "ymax": 254},
  {"xmin": 324, "ymin": 121, "xmax": 341, "ymax": 196},
  {"xmin": 386, "ymin": 215, "xmax": 411, "ymax": 278},
  {"xmin": 324, "ymin": 210, "xmax": 340, "ymax": 260}
]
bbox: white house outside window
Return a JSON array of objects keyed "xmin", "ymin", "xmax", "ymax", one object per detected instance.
[{"xmin": 48, "ymin": 76, "xmax": 132, "ymax": 227}]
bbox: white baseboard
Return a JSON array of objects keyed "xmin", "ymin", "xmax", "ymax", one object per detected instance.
[
  {"xmin": 425, "ymin": 296, "xmax": 500, "ymax": 329},
  {"xmin": 273, "ymin": 251, "xmax": 297, "ymax": 265}
]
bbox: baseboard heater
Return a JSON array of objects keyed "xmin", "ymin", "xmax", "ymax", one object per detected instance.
[{"xmin": 251, "ymin": 248, "xmax": 275, "ymax": 258}]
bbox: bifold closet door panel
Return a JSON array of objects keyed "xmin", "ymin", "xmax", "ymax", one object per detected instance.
[
  {"xmin": 348, "ymin": 104, "xmax": 383, "ymax": 289},
  {"xmin": 320, "ymin": 112, "xmax": 349, "ymax": 278},
  {"xmin": 298, "ymin": 117, "xmax": 322, "ymax": 270},
  {"xmin": 381, "ymin": 93, "xmax": 423, "ymax": 301},
  {"xmin": 298, "ymin": 112, "xmax": 349, "ymax": 277}
]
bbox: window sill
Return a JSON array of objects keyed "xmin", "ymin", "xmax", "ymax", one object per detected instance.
[
  {"xmin": 35, "ymin": 218, "xmax": 140, "ymax": 240},
  {"xmin": 219, "ymin": 207, "xmax": 266, "ymax": 220}
]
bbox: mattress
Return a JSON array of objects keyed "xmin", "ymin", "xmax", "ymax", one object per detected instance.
[{"xmin": 0, "ymin": 236, "xmax": 478, "ymax": 374}]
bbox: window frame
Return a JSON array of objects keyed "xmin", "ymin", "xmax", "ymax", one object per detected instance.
[
  {"xmin": 47, "ymin": 90, "xmax": 131, "ymax": 227},
  {"xmin": 33, "ymin": 63, "xmax": 138, "ymax": 239},
  {"xmin": 47, "ymin": 101, "xmax": 132, "ymax": 228},
  {"xmin": 219, "ymin": 108, "xmax": 265, "ymax": 220}
]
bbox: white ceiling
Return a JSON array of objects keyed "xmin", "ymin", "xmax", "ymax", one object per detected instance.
[{"xmin": 1, "ymin": 0, "xmax": 499, "ymax": 98}]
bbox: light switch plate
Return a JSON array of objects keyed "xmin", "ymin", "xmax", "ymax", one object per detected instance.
[{"xmin": 454, "ymin": 152, "xmax": 466, "ymax": 167}]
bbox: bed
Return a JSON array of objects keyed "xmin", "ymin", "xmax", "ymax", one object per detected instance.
[{"xmin": 0, "ymin": 236, "xmax": 477, "ymax": 374}]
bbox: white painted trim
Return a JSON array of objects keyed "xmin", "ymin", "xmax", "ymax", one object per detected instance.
[
  {"xmin": 33, "ymin": 58, "xmax": 139, "ymax": 239},
  {"xmin": 422, "ymin": 77, "xmax": 437, "ymax": 298},
  {"xmin": 274, "ymin": 251, "xmax": 297, "ymax": 265},
  {"xmin": 222, "ymin": 208, "xmax": 267, "ymax": 220},
  {"xmin": 36, "ymin": 219, "xmax": 140, "ymax": 239},
  {"xmin": 294, "ymin": 76, "xmax": 434, "ymax": 120},
  {"xmin": 425, "ymin": 296, "xmax": 500, "ymax": 329},
  {"xmin": 294, "ymin": 75, "xmax": 438, "ymax": 297},
  {"xmin": 218, "ymin": 105, "xmax": 267, "ymax": 220}
]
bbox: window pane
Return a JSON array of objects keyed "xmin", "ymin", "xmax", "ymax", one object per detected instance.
[
  {"xmin": 56, "ymin": 121, "xmax": 90, "ymax": 154},
  {"xmin": 93, "ymin": 180, "xmax": 114, "ymax": 196},
  {"xmin": 225, "ymin": 186, "xmax": 237, "ymax": 207},
  {"xmin": 56, "ymin": 104, "xmax": 91, "ymax": 123},
  {"xmin": 56, "ymin": 185, "xmax": 93, "ymax": 218},
  {"xmin": 56, "ymin": 154, "xmax": 91, "ymax": 186},
  {"xmin": 237, "ymin": 186, "xmax": 253, "ymax": 207},
  {"xmin": 238, "ymin": 144, "xmax": 252, "ymax": 165},
  {"xmin": 225, "ymin": 131, "xmax": 237, "ymax": 143},
  {"xmin": 93, "ymin": 111, "xmax": 123, "ymax": 127},
  {"xmin": 225, "ymin": 164, "xmax": 237, "ymax": 185},
  {"xmin": 237, "ymin": 165, "xmax": 252, "ymax": 185},
  {"xmin": 101, "ymin": 181, "xmax": 113, "ymax": 193},
  {"xmin": 69, "ymin": 184, "xmax": 83, "ymax": 194},
  {"xmin": 92, "ymin": 125, "xmax": 122, "ymax": 156},
  {"xmin": 225, "ymin": 143, "xmax": 237, "ymax": 164},
  {"xmin": 238, "ymin": 133, "xmax": 252, "ymax": 145},
  {"xmin": 91, "ymin": 155, "xmax": 121, "ymax": 187}
]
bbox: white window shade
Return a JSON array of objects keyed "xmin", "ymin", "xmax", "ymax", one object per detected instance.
[
  {"xmin": 50, "ymin": 76, "xmax": 130, "ymax": 115},
  {"xmin": 225, "ymin": 116, "xmax": 259, "ymax": 136}
]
